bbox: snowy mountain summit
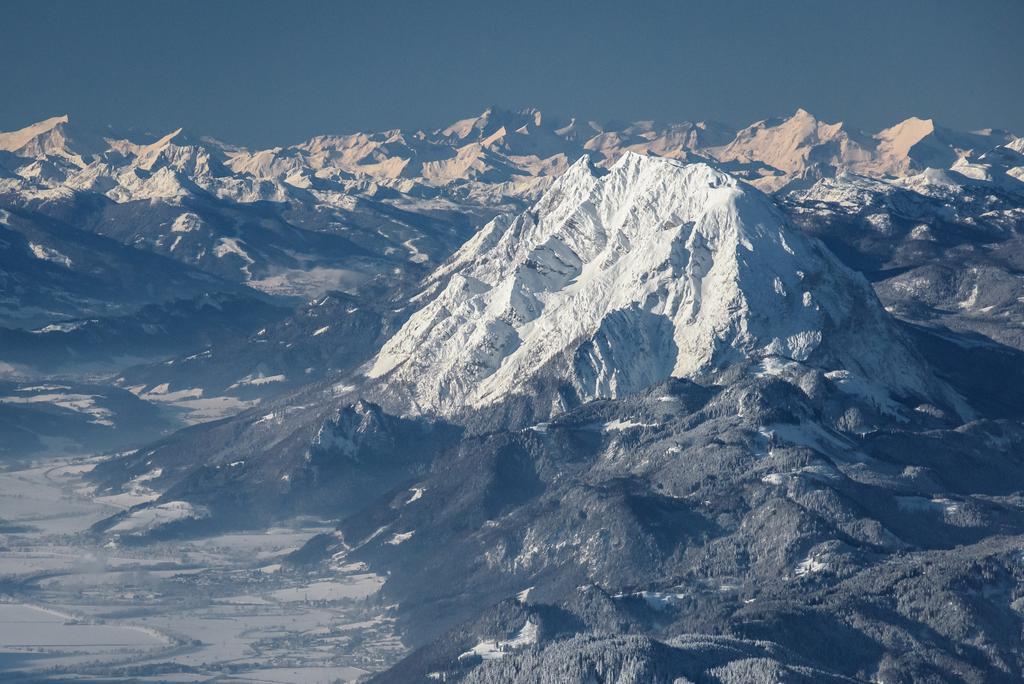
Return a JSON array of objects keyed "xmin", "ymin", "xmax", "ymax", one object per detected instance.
[{"xmin": 369, "ymin": 153, "xmax": 949, "ymax": 418}]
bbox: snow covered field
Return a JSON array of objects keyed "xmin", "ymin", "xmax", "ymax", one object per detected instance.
[{"xmin": 0, "ymin": 455, "xmax": 403, "ymax": 681}]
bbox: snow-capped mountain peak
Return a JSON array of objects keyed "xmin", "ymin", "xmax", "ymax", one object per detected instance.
[
  {"xmin": 0, "ymin": 114, "xmax": 109, "ymax": 168},
  {"xmin": 368, "ymin": 153, "xmax": 949, "ymax": 418},
  {"xmin": 711, "ymin": 108, "xmax": 874, "ymax": 189},
  {"xmin": 0, "ymin": 114, "xmax": 70, "ymax": 153}
]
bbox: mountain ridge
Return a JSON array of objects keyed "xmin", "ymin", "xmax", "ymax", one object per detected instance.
[
  {"xmin": 4, "ymin": 106, "xmax": 1020, "ymax": 206},
  {"xmin": 37, "ymin": 106, "xmax": 1024, "ymax": 683}
]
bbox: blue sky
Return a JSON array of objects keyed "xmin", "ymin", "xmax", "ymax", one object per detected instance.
[{"xmin": 2, "ymin": 0, "xmax": 1022, "ymax": 146}]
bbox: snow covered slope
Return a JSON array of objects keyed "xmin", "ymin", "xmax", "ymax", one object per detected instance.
[{"xmin": 368, "ymin": 153, "xmax": 950, "ymax": 418}]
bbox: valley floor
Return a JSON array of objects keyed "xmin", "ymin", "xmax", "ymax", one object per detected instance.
[{"xmin": 0, "ymin": 454, "xmax": 403, "ymax": 682}]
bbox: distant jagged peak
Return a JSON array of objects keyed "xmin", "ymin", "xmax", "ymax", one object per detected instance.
[
  {"xmin": 582, "ymin": 119, "xmax": 733, "ymax": 169},
  {"xmin": 709, "ymin": 108, "xmax": 874, "ymax": 191},
  {"xmin": 0, "ymin": 114, "xmax": 111, "ymax": 166},
  {"xmin": 125, "ymin": 126, "xmax": 233, "ymax": 177},
  {"xmin": 730, "ymin": 107, "xmax": 860, "ymax": 144},
  {"xmin": 948, "ymin": 138, "xmax": 1024, "ymax": 189},
  {"xmin": 759, "ymin": 107, "xmax": 827, "ymax": 133},
  {"xmin": 135, "ymin": 126, "xmax": 224, "ymax": 154},
  {"xmin": 0, "ymin": 115, "xmax": 233, "ymax": 175},
  {"xmin": 732, "ymin": 107, "xmax": 819, "ymax": 133},
  {"xmin": 868, "ymin": 116, "xmax": 1015, "ymax": 177},
  {"xmin": 553, "ymin": 117, "xmax": 595, "ymax": 141},
  {"xmin": 441, "ymin": 106, "xmax": 550, "ymax": 141},
  {"xmin": 480, "ymin": 126, "xmax": 509, "ymax": 148},
  {"xmin": 0, "ymin": 114, "xmax": 71, "ymax": 152},
  {"xmin": 141, "ymin": 127, "xmax": 187, "ymax": 152},
  {"xmin": 874, "ymin": 116, "xmax": 936, "ymax": 157}
]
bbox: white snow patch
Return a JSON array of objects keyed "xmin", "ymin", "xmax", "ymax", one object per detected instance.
[
  {"xmin": 28, "ymin": 242, "xmax": 72, "ymax": 267},
  {"xmin": 129, "ymin": 384, "xmax": 204, "ymax": 402},
  {"xmin": 228, "ymin": 373, "xmax": 286, "ymax": 389},
  {"xmin": 213, "ymin": 237, "xmax": 255, "ymax": 276},
  {"xmin": 268, "ymin": 576, "xmax": 384, "ymax": 602},
  {"xmin": 248, "ymin": 267, "xmax": 364, "ymax": 298},
  {"xmin": 613, "ymin": 590, "xmax": 688, "ymax": 610},
  {"xmin": 385, "ymin": 531, "xmax": 415, "ymax": 545},
  {"xmin": 458, "ymin": 620, "xmax": 539, "ymax": 661},
  {"xmin": 109, "ymin": 501, "xmax": 209, "ymax": 534},
  {"xmin": 126, "ymin": 383, "xmax": 256, "ymax": 424},
  {"xmin": 95, "ymin": 468, "xmax": 163, "ymax": 509},
  {"xmin": 332, "ymin": 383, "xmax": 355, "ymax": 396},
  {"xmin": 897, "ymin": 496, "xmax": 960, "ymax": 515},
  {"xmin": 824, "ymin": 369, "xmax": 903, "ymax": 416},
  {"xmin": 31, "ymin": 320, "xmax": 92, "ymax": 334},
  {"xmin": 794, "ymin": 555, "xmax": 827, "ymax": 577},
  {"xmin": 171, "ymin": 212, "xmax": 201, "ymax": 233},
  {"xmin": 403, "ymin": 238, "xmax": 430, "ymax": 264},
  {"xmin": 0, "ymin": 391, "xmax": 114, "ymax": 426},
  {"xmin": 603, "ymin": 418, "xmax": 656, "ymax": 432},
  {"xmin": 214, "ymin": 236, "xmax": 251, "ymax": 261}
]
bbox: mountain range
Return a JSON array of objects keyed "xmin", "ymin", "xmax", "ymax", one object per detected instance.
[{"xmin": 3, "ymin": 106, "xmax": 1024, "ymax": 682}]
